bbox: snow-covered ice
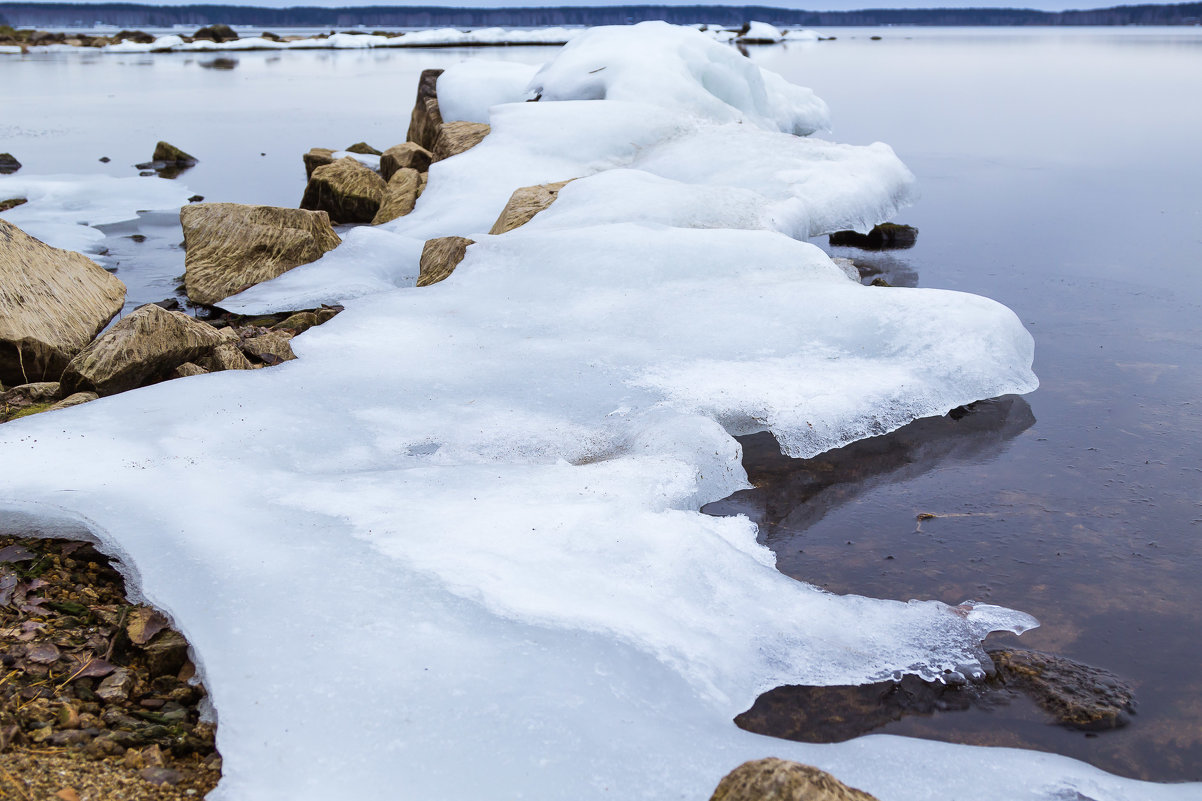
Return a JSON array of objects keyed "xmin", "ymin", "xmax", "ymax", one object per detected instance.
[{"xmin": 2, "ymin": 21, "xmax": 1190, "ymax": 801}]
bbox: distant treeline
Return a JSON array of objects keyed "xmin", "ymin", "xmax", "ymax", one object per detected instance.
[{"xmin": 2, "ymin": 1, "xmax": 1200, "ymax": 28}]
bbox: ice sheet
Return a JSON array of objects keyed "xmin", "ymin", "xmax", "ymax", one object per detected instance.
[{"xmin": 0, "ymin": 22, "xmax": 1171, "ymax": 801}]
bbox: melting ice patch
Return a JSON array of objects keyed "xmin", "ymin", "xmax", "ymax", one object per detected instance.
[{"xmin": 0, "ymin": 21, "xmax": 1183, "ymax": 801}]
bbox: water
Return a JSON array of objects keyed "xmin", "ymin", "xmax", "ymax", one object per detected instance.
[{"xmin": 3, "ymin": 27, "xmax": 1202, "ymax": 783}]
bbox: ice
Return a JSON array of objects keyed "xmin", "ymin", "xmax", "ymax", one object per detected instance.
[
  {"xmin": 785, "ymin": 29, "xmax": 823, "ymax": 42},
  {"xmin": 436, "ymin": 61, "xmax": 542, "ymax": 124},
  {"xmin": 0, "ymin": 173, "xmax": 192, "ymax": 253},
  {"xmin": 0, "ymin": 22, "xmax": 1182, "ymax": 801}
]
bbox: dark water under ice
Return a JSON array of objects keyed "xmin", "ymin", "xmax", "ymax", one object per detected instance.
[{"xmin": 2, "ymin": 26, "xmax": 1201, "ymax": 783}]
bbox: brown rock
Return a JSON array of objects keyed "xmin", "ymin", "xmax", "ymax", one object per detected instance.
[
  {"xmin": 431, "ymin": 121, "xmax": 490, "ymax": 163},
  {"xmin": 303, "ymin": 147, "xmax": 336, "ymax": 180},
  {"xmin": 181, "ymin": 203, "xmax": 342, "ymax": 306},
  {"xmin": 142, "ymin": 630, "xmax": 190, "ymax": 678},
  {"xmin": 406, "ymin": 68, "xmax": 445, "ymax": 152},
  {"xmin": 0, "ymin": 153, "xmax": 21, "ymax": 175},
  {"xmin": 271, "ymin": 311, "xmax": 319, "ymax": 334},
  {"xmin": 417, "ymin": 236, "xmax": 475, "ymax": 288},
  {"xmin": 371, "ymin": 168, "xmax": 421, "ymax": 225},
  {"xmin": 992, "ymin": 648, "xmax": 1136, "ymax": 730},
  {"xmin": 380, "ymin": 142, "xmax": 432, "ymax": 181},
  {"xmin": 151, "ymin": 141, "xmax": 196, "ymax": 165},
  {"xmin": 0, "ymin": 219, "xmax": 126, "ymax": 386},
  {"xmin": 345, "ymin": 142, "xmax": 381, "ymax": 156},
  {"xmin": 96, "ymin": 669, "xmax": 135, "ymax": 703},
  {"xmin": 1, "ymin": 381, "xmax": 61, "ymax": 409},
  {"xmin": 60, "ymin": 305, "xmax": 227, "ymax": 396},
  {"xmin": 709, "ymin": 758, "xmax": 879, "ymax": 801},
  {"xmin": 197, "ymin": 342, "xmax": 254, "ymax": 372},
  {"xmin": 45, "ymin": 392, "xmax": 98, "ymax": 411},
  {"xmin": 489, "ymin": 180, "xmax": 574, "ymax": 234},
  {"xmin": 300, "ymin": 157, "xmax": 387, "ymax": 224},
  {"xmin": 241, "ymin": 330, "xmax": 296, "ymax": 364},
  {"xmin": 140, "ymin": 767, "xmax": 183, "ymax": 786},
  {"xmin": 0, "ymin": 197, "xmax": 27, "ymax": 212},
  {"xmin": 172, "ymin": 362, "xmax": 208, "ymax": 378}
]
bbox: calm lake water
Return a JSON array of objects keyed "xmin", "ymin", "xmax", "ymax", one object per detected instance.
[{"xmin": 3, "ymin": 26, "xmax": 1201, "ymax": 783}]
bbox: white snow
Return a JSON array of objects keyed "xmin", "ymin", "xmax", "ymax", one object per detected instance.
[
  {"xmin": 784, "ymin": 28, "xmax": 823, "ymax": 42},
  {"xmin": 1, "ymin": 21, "xmax": 1185, "ymax": 801},
  {"xmin": 737, "ymin": 21, "xmax": 785, "ymax": 43},
  {"xmin": 436, "ymin": 60, "xmax": 542, "ymax": 124},
  {"xmin": 329, "ymin": 150, "xmax": 381, "ymax": 171},
  {"xmin": 0, "ymin": 173, "xmax": 192, "ymax": 253}
]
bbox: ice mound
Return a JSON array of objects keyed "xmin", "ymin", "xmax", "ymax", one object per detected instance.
[
  {"xmin": 2, "ymin": 23, "xmax": 1171, "ymax": 801},
  {"xmin": 0, "ymin": 173, "xmax": 192, "ymax": 253},
  {"xmin": 526, "ymin": 21, "xmax": 828, "ymax": 134}
]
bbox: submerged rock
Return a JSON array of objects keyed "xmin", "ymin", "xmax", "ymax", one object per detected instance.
[
  {"xmin": 489, "ymin": 180, "xmax": 574, "ymax": 234},
  {"xmin": 991, "ymin": 648, "xmax": 1136, "ymax": 730},
  {"xmin": 417, "ymin": 236, "xmax": 474, "ymax": 287},
  {"xmin": 709, "ymin": 758, "xmax": 879, "ymax": 801},
  {"xmin": 60, "ymin": 304, "xmax": 227, "ymax": 396},
  {"xmin": 431, "ymin": 121, "xmax": 490, "ymax": 163},
  {"xmin": 371, "ymin": 167, "xmax": 421, "ymax": 225},
  {"xmin": 829, "ymin": 222, "xmax": 918, "ymax": 250},
  {"xmin": 380, "ymin": 142, "xmax": 432, "ymax": 181},
  {"xmin": 300, "ymin": 157, "xmax": 386, "ymax": 224},
  {"xmin": 0, "ymin": 219, "xmax": 126, "ymax": 386},
  {"xmin": 0, "ymin": 153, "xmax": 21, "ymax": 175},
  {"xmin": 406, "ymin": 68, "xmax": 445, "ymax": 152},
  {"xmin": 181, "ymin": 203, "xmax": 342, "ymax": 306}
]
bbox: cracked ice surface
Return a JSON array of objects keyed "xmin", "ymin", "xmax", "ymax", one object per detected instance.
[{"xmin": 2, "ymin": 21, "xmax": 1191, "ymax": 801}]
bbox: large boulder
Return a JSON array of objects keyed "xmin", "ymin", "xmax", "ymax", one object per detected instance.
[
  {"xmin": 303, "ymin": 147, "xmax": 336, "ymax": 180},
  {"xmin": 371, "ymin": 168, "xmax": 421, "ymax": 225},
  {"xmin": 181, "ymin": 203, "xmax": 342, "ymax": 306},
  {"xmin": 417, "ymin": 236, "xmax": 474, "ymax": 287},
  {"xmin": 379, "ymin": 142, "xmax": 432, "ymax": 181},
  {"xmin": 300, "ymin": 157, "xmax": 387, "ymax": 224},
  {"xmin": 406, "ymin": 68, "xmax": 444, "ymax": 152},
  {"xmin": 431, "ymin": 121, "xmax": 490, "ymax": 163},
  {"xmin": 709, "ymin": 759, "xmax": 879, "ymax": 801},
  {"xmin": 489, "ymin": 180, "xmax": 574, "ymax": 234},
  {"xmin": 192, "ymin": 24, "xmax": 238, "ymax": 42},
  {"xmin": 60, "ymin": 304, "xmax": 228, "ymax": 396},
  {"xmin": 0, "ymin": 219, "xmax": 126, "ymax": 386}
]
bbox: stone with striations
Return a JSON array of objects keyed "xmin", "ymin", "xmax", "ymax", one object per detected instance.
[
  {"xmin": 417, "ymin": 236, "xmax": 475, "ymax": 287},
  {"xmin": 60, "ymin": 304, "xmax": 227, "ymax": 396},
  {"xmin": 489, "ymin": 180, "xmax": 574, "ymax": 234},
  {"xmin": 0, "ymin": 219, "xmax": 126, "ymax": 386},
  {"xmin": 303, "ymin": 147, "xmax": 336, "ymax": 180},
  {"xmin": 46, "ymin": 392, "xmax": 99, "ymax": 412},
  {"xmin": 406, "ymin": 68, "xmax": 444, "ymax": 152},
  {"xmin": 709, "ymin": 758, "xmax": 880, "ymax": 801},
  {"xmin": 431, "ymin": 121, "xmax": 490, "ymax": 163},
  {"xmin": 197, "ymin": 342, "xmax": 254, "ymax": 372},
  {"xmin": 300, "ymin": 157, "xmax": 387, "ymax": 224},
  {"xmin": 181, "ymin": 203, "xmax": 342, "ymax": 306},
  {"xmin": 371, "ymin": 168, "xmax": 421, "ymax": 225},
  {"xmin": 345, "ymin": 142, "xmax": 381, "ymax": 156},
  {"xmin": 240, "ymin": 330, "xmax": 297, "ymax": 365},
  {"xmin": 380, "ymin": 142, "xmax": 432, "ymax": 181}
]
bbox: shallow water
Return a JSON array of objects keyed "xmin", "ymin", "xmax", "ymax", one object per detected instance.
[{"xmin": 3, "ymin": 27, "xmax": 1202, "ymax": 784}]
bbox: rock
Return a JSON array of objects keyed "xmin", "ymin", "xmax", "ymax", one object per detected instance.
[
  {"xmin": 271, "ymin": 311, "xmax": 319, "ymax": 334},
  {"xmin": 431, "ymin": 121, "xmax": 490, "ymax": 163},
  {"xmin": 0, "ymin": 154, "xmax": 21, "ymax": 175},
  {"xmin": 140, "ymin": 767, "xmax": 183, "ymax": 786},
  {"xmin": 151, "ymin": 141, "xmax": 197, "ymax": 166},
  {"xmin": 406, "ymin": 68, "xmax": 445, "ymax": 152},
  {"xmin": 710, "ymin": 758, "xmax": 879, "ymax": 801},
  {"xmin": 300, "ymin": 157, "xmax": 387, "ymax": 224},
  {"xmin": 991, "ymin": 648, "xmax": 1136, "ymax": 730},
  {"xmin": 345, "ymin": 142, "xmax": 381, "ymax": 156},
  {"xmin": 1, "ymin": 382, "xmax": 61, "ymax": 409},
  {"xmin": 188, "ymin": 194, "xmax": 204, "ymax": 203},
  {"xmin": 172, "ymin": 362, "xmax": 208, "ymax": 378},
  {"xmin": 489, "ymin": 180, "xmax": 574, "ymax": 234},
  {"xmin": 114, "ymin": 30, "xmax": 155, "ymax": 44},
  {"xmin": 181, "ymin": 203, "xmax": 342, "ymax": 306},
  {"xmin": 0, "ymin": 219, "xmax": 126, "ymax": 386},
  {"xmin": 46, "ymin": 392, "xmax": 98, "ymax": 412},
  {"xmin": 303, "ymin": 147, "xmax": 336, "ymax": 180},
  {"xmin": 371, "ymin": 168, "xmax": 421, "ymax": 225},
  {"xmin": 379, "ymin": 142, "xmax": 432, "ymax": 181},
  {"xmin": 417, "ymin": 236, "xmax": 474, "ymax": 287},
  {"xmin": 828, "ymin": 223, "xmax": 918, "ymax": 250},
  {"xmin": 260, "ymin": 31, "xmax": 282, "ymax": 41},
  {"xmin": 192, "ymin": 24, "xmax": 237, "ymax": 42},
  {"xmin": 142, "ymin": 630, "xmax": 190, "ymax": 678},
  {"xmin": 0, "ymin": 197, "xmax": 27, "ymax": 212},
  {"xmin": 241, "ymin": 330, "xmax": 297, "ymax": 364},
  {"xmin": 315, "ymin": 306, "xmax": 342, "ymax": 324},
  {"xmin": 197, "ymin": 342, "xmax": 254, "ymax": 372},
  {"xmin": 96, "ymin": 669, "xmax": 135, "ymax": 703},
  {"xmin": 60, "ymin": 305, "xmax": 227, "ymax": 396}
]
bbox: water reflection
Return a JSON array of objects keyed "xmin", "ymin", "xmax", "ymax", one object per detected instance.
[
  {"xmin": 703, "ymin": 394, "xmax": 1035, "ymax": 539},
  {"xmin": 199, "ymin": 57, "xmax": 239, "ymax": 70}
]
